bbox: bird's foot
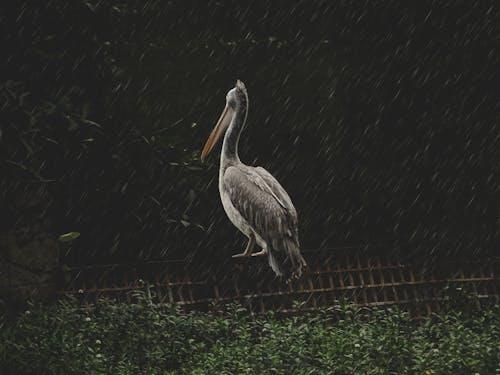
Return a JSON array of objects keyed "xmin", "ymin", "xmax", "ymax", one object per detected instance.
[
  {"xmin": 232, "ymin": 249, "xmax": 267, "ymax": 258},
  {"xmin": 232, "ymin": 252, "xmax": 250, "ymax": 258},
  {"xmin": 250, "ymin": 249, "xmax": 267, "ymax": 257}
]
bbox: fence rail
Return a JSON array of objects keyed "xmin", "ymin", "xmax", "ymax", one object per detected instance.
[
  {"xmin": 2, "ymin": 246, "xmax": 499, "ymax": 314},
  {"xmin": 57, "ymin": 248, "xmax": 500, "ymax": 314}
]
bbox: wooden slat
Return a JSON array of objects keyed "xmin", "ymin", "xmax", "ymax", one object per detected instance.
[{"xmin": 10, "ymin": 250, "xmax": 497, "ymax": 315}]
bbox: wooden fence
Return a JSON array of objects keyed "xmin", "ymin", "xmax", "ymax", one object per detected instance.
[
  {"xmin": 45, "ymin": 247, "xmax": 499, "ymax": 315},
  {"xmin": 1, "ymin": 243, "xmax": 498, "ymax": 314}
]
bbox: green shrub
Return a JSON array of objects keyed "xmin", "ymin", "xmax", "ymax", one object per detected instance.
[{"xmin": 1, "ymin": 295, "xmax": 498, "ymax": 374}]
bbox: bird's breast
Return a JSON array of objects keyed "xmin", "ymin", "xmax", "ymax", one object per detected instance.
[{"xmin": 219, "ymin": 181, "xmax": 253, "ymax": 238}]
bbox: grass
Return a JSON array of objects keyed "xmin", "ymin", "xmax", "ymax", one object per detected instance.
[{"xmin": 1, "ymin": 291, "xmax": 498, "ymax": 374}]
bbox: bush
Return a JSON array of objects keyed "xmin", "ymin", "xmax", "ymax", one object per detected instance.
[{"xmin": 1, "ymin": 294, "xmax": 499, "ymax": 374}]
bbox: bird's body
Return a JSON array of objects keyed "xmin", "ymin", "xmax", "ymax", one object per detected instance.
[
  {"xmin": 201, "ymin": 80, "xmax": 306, "ymax": 280},
  {"xmin": 219, "ymin": 165, "xmax": 268, "ymax": 252}
]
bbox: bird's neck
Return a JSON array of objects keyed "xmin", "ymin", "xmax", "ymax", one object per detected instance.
[{"xmin": 221, "ymin": 102, "xmax": 247, "ymax": 170}]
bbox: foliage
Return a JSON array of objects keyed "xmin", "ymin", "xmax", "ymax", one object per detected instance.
[
  {"xmin": 1, "ymin": 295, "xmax": 498, "ymax": 374},
  {"xmin": 2, "ymin": 1, "xmax": 498, "ymax": 268},
  {"xmin": 1, "ymin": 1, "xmax": 208, "ymax": 264}
]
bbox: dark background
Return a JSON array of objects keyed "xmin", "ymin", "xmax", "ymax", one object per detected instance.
[{"xmin": 1, "ymin": 1, "xmax": 498, "ymax": 266}]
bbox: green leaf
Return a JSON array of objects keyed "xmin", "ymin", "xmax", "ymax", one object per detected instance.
[{"xmin": 58, "ymin": 232, "xmax": 81, "ymax": 242}]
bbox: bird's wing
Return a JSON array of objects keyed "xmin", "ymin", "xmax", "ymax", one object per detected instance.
[
  {"xmin": 254, "ymin": 166, "xmax": 297, "ymax": 217},
  {"xmin": 222, "ymin": 165, "xmax": 298, "ymax": 241},
  {"xmin": 223, "ymin": 164, "xmax": 305, "ymax": 279}
]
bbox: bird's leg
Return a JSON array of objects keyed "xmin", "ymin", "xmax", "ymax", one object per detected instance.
[
  {"xmin": 232, "ymin": 234, "xmax": 255, "ymax": 258},
  {"xmin": 251, "ymin": 249, "xmax": 267, "ymax": 257}
]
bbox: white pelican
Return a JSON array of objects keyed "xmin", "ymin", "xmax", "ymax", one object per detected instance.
[{"xmin": 201, "ymin": 80, "xmax": 306, "ymax": 281}]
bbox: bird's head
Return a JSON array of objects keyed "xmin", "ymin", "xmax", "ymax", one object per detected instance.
[
  {"xmin": 227, "ymin": 80, "xmax": 247, "ymax": 109},
  {"xmin": 201, "ymin": 80, "xmax": 248, "ymax": 161}
]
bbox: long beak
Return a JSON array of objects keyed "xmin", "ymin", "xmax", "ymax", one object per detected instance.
[{"xmin": 201, "ymin": 104, "xmax": 233, "ymax": 161}]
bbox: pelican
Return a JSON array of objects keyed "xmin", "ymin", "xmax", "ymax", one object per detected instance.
[{"xmin": 201, "ymin": 80, "xmax": 306, "ymax": 281}]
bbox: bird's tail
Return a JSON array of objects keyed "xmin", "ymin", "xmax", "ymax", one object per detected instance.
[{"xmin": 267, "ymin": 237, "xmax": 307, "ymax": 282}]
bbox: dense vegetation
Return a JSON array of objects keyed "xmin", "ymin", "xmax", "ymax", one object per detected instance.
[{"xmin": 1, "ymin": 294, "xmax": 498, "ymax": 374}]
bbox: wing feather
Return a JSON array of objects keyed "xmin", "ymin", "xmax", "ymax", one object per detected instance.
[
  {"xmin": 223, "ymin": 165, "xmax": 306, "ymax": 279},
  {"xmin": 223, "ymin": 165, "xmax": 295, "ymax": 238}
]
